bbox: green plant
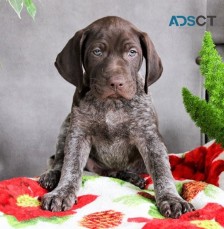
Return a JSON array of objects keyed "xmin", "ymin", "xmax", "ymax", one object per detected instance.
[
  {"xmin": 182, "ymin": 31, "xmax": 224, "ymax": 146},
  {"xmin": 7, "ymin": 0, "xmax": 36, "ymax": 19}
]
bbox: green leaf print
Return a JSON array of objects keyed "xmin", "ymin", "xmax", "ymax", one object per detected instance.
[
  {"xmin": 175, "ymin": 182, "xmax": 184, "ymax": 194},
  {"xmin": 6, "ymin": 215, "xmax": 70, "ymax": 228},
  {"xmin": 109, "ymin": 177, "xmax": 127, "ymax": 186},
  {"xmin": 113, "ymin": 194, "xmax": 153, "ymax": 206},
  {"xmin": 204, "ymin": 184, "xmax": 221, "ymax": 198},
  {"xmin": 82, "ymin": 175, "xmax": 99, "ymax": 186},
  {"xmin": 6, "ymin": 215, "xmax": 37, "ymax": 228},
  {"xmin": 148, "ymin": 205, "xmax": 165, "ymax": 219}
]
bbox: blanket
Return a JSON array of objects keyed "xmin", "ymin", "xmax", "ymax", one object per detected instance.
[{"xmin": 1, "ymin": 141, "xmax": 224, "ymax": 229}]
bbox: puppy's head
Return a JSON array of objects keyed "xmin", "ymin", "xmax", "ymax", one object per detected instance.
[{"xmin": 55, "ymin": 16, "xmax": 163, "ymax": 99}]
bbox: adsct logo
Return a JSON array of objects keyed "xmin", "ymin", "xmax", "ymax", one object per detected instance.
[{"xmin": 169, "ymin": 15, "xmax": 216, "ymax": 27}]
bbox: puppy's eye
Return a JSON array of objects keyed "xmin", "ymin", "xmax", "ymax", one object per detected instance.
[
  {"xmin": 128, "ymin": 49, "xmax": 137, "ymax": 57},
  {"xmin": 92, "ymin": 48, "xmax": 103, "ymax": 56}
]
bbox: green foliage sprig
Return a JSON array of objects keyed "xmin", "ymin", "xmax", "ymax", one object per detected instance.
[
  {"xmin": 7, "ymin": 0, "xmax": 36, "ymax": 19},
  {"xmin": 182, "ymin": 31, "xmax": 224, "ymax": 146}
]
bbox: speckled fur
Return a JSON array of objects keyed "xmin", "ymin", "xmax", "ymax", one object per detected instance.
[{"xmin": 39, "ymin": 16, "xmax": 194, "ymax": 218}]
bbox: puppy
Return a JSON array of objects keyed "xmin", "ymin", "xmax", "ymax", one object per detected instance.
[{"xmin": 39, "ymin": 16, "xmax": 194, "ymax": 218}]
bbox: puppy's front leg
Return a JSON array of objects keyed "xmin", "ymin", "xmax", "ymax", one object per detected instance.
[
  {"xmin": 39, "ymin": 113, "xmax": 71, "ymax": 191},
  {"xmin": 41, "ymin": 125, "xmax": 91, "ymax": 212},
  {"xmin": 135, "ymin": 130, "xmax": 195, "ymax": 218}
]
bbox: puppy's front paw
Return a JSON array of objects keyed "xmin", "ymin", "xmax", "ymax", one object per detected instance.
[
  {"xmin": 157, "ymin": 195, "xmax": 195, "ymax": 218},
  {"xmin": 39, "ymin": 170, "xmax": 61, "ymax": 191},
  {"xmin": 41, "ymin": 189, "xmax": 77, "ymax": 212}
]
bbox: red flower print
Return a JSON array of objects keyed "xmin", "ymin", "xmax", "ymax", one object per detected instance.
[
  {"xmin": 169, "ymin": 146, "xmax": 207, "ymax": 181},
  {"xmin": 169, "ymin": 142, "xmax": 224, "ymax": 186},
  {"xmin": 128, "ymin": 203, "xmax": 224, "ymax": 229},
  {"xmin": 181, "ymin": 203, "xmax": 224, "ymax": 226},
  {"xmin": 128, "ymin": 217, "xmax": 200, "ymax": 229},
  {"xmin": 140, "ymin": 174, "xmax": 153, "ymax": 188},
  {"xmin": 0, "ymin": 177, "xmax": 97, "ymax": 221},
  {"xmin": 139, "ymin": 142, "xmax": 224, "ymax": 188}
]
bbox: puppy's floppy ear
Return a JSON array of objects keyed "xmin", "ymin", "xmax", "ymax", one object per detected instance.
[
  {"xmin": 140, "ymin": 32, "xmax": 163, "ymax": 94},
  {"xmin": 55, "ymin": 30, "xmax": 86, "ymax": 92}
]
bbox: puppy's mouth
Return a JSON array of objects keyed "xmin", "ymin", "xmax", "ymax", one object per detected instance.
[
  {"xmin": 99, "ymin": 90, "xmax": 135, "ymax": 100},
  {"xmin": 92, "ymin": 84, "xmax": 136, "ymax": 100},
  {"xmin": 108, "ymin": 93, "xmax": 121, "ymax": 99},
  {"xmin": 100, "ymin": 91, "xmax": 123, "ymax": 99}
]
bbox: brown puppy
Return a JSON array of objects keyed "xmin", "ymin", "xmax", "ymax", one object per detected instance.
[{"xmin": 39, "ymin": 16, "xmax": 194, "ymax": 218}]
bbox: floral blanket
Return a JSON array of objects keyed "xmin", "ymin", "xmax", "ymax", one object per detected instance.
[{"xmin": 1, "ymin": 141, "xmax": 224, "ymax": 229}]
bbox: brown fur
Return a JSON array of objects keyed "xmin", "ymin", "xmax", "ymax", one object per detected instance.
[{"xmin": 39, "ymin": 16, "xmax": 194, "ymax": 218}]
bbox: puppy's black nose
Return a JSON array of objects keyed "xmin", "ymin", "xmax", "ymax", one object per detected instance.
[{"xmin": 109, "ymin": 77, "xmax": 124, "ymax": 90}]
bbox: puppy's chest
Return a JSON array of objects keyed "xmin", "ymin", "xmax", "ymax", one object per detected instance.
[
  {"xmin": 90, "ymin": 109, "xmax": 133, "ymax": 168},
  {"xmin": 91, "ymin": 109, "xmax": 131, "ymax": 141},
  {"xmin": 105, "ymin": 110, "xmax": 128, "ymax": 128}
]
